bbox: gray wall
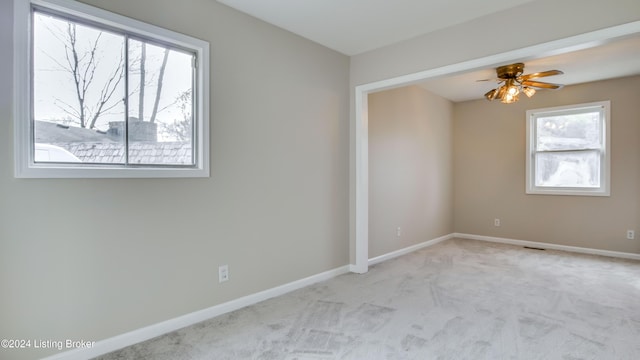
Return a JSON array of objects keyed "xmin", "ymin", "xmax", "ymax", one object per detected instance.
[
  {"xmin": 0, "ymin": 1, "xmax": 350, "ymax": 359},
  {"xmin": 454, "ymin": 76, "xmax": 640, "ymax": 253},
  {"xmin": 368, "ymin": 86, "xmax": 453, "ymax": 257},
  {"xmin": 3, "ymin": 0, "xmax": 640, "ymax": 359}
]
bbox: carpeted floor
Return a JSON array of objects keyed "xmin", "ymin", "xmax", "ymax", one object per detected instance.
[{"xmin": 95, "ymin": 238, "xmax": 640, "ymax": 359}]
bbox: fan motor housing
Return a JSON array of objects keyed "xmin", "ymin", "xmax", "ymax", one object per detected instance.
[{"xmin": 497, "ymin": 63, "xmax": 525, "ymax": 79}]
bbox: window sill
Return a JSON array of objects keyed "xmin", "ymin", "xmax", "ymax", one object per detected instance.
[
  {"xmin": 526, "ymin": 188, "xmax": 610, "ymax": 197},
  {"xmin": 15, "ymin": 163, "xmax": 209, "ymax": 179}
]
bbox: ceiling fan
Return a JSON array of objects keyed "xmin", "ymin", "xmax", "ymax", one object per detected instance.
[{"xmin": 480, "ymin": 63, "xmax": 564, "ymax": 104}]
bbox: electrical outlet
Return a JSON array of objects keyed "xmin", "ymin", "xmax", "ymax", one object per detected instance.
[
  {"xmin": 396, "ymin": 227, "xmax": 402, "ymax": 237},
  {"xmin": 218, "ymin": 265, "xmax": 229, "ymax": 283},
  {"xmin": 627, "ymin": 230, "xmax": 635, "ymax": 240},
  {"xmin": 494, "ymin": 218, "xmax": 501, "ymax": 227}
]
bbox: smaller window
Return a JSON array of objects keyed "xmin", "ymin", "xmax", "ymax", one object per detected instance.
[{"xmin": 526, "ymin": 101, "xmax": 610, "ymax": 196}]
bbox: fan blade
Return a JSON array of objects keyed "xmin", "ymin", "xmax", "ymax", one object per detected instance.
[
  {"xmin": 484, "ymin": 89, "xmax": 499, "ymax": 101},
  {"xmin": 476, "ymin": 78, "xmax": 501, "ymax": 82},
  {"xmin": 520, "ymin": 70, "xmax": 563, "ymax": 80},
  {"xmin": 521, "ymin": 80, "xmax": 563, "ymax": 89}
]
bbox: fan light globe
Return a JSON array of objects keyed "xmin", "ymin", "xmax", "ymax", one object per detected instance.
[
  {"xmin": 506, "ymin": 80, "xmax": 519, "ymax": 96},
  {"xmin": 501, "ymin": 93, "xmax": 518, "ymax": 104},
  {"xmin": 523, "ymin": 87, "xmax": 536, "ymax": 97}
]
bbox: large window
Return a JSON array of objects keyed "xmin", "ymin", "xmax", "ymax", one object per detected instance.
[
  {"xmin": 14, "ymin": 0, "xmax": 209, "ymax": 178},
  {"xmin": 526, "ymin": 101, "xmax": 610, "ymax": 196}
]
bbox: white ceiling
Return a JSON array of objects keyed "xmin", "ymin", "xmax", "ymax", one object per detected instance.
[
  {"xmin": 216, "ymin": 0, "xmax": 640, "ymax": 102},
  {"xmin": 419, "ymin": 35, "xmax": 640, "ymax": 102},
  {"xmin": 216, "ymin": 0, "xmax": 538, "ymax": 56}
]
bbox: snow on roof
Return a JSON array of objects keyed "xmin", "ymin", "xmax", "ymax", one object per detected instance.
[
  {"xmin": 35, "ymin": 120, "xmax": 118, "ymax": 143},
  {"xmin": 36, "ymin": 120, "xmax": 192, "ymax": 165},
  {"xmin": 55, "ymin": 142, "xmax": 193, "ymax": 165}
]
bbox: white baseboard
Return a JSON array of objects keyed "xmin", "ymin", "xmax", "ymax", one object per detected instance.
[
  {"xmin": 42, "ymin": 265, "xmax": 351, "ymax": 360},
  {"xmin": 348, "ymin": 264, "xmax": 365, "ymax": 273},
  {"xmin": 454, "ymin": 233, "xmax": 640, "ymax": 261},
  {"xmin": 368, "ymin": 233, "xmax": 454, "ymax": 266}
]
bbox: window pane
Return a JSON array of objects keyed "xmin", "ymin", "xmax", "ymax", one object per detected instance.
[
  {"xmin": 535, "ymin": 150, "xmax": 600, "ymax": 188},
  {"xmin": 127, "ymin": 39, "xmax": 194, "ymax": 165},
  {"xmin": 535, "ymin": 112, "xmax": 601, "ymax": 151},
  {"xmin": 33, "ymin": 11, "xmax": 126, "ymax": 164}
]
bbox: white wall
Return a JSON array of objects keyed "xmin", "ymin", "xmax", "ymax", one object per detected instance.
[
  {"xmin": 0, "ymin": 1, "xmax": 350, "ymax": 359},
  {"xmin": 368, "ymin": 86, "xmax": 453, "ymax": 257}
]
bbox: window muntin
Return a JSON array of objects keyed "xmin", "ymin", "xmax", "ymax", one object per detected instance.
[
  {"xmin": 526, "ymin": 101, "xmax": 610, "ymax": 196},
  {"xmin": 15, "ymin": 0, "xmax": 209, "ymax": 178}
]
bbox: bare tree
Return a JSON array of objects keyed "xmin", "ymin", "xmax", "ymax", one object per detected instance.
[
  {"xmin": 161, "ymin": 89, "xmax": 192, "ymax": 141},
  {"xmin": 133, "ymin": 43, "xmax": 169, "ymax": 124},
  {"xmin": 150, "ymin": 48, "xmax": 170, "ymax": 124},
  {"xmin": 48, "ymin": 23, "xmax": 124, "ymax": 129},
  {"xmin": 41, "ymin": 16, "xmax": 175, "ymax": 135}
]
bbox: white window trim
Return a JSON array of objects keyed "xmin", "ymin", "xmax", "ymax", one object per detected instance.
[
  {"xmin": 13, "ymin": 0, "xmax": 210, "ymax": 178},
  {"xmin": 525, "ymin": 101, "xmax": 610, "ymax": 196}
]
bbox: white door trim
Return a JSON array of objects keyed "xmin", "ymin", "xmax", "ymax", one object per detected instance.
[{"xmin": 352, "ymin": 21, "xmax": 640, "ymax": 273}]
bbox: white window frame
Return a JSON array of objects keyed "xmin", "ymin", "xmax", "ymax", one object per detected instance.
[
  {"xmin": 13, "ymin": 0, "xmax": 210, "ymax": 178},
  {"xmin": 525, "ymin": 101, "xmax": 610, "ymax": 196}
]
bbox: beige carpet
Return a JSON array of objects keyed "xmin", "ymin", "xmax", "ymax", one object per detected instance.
[{"xmin": 96, "ymin": 238, "xmax": 640, "ymax": 359}]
